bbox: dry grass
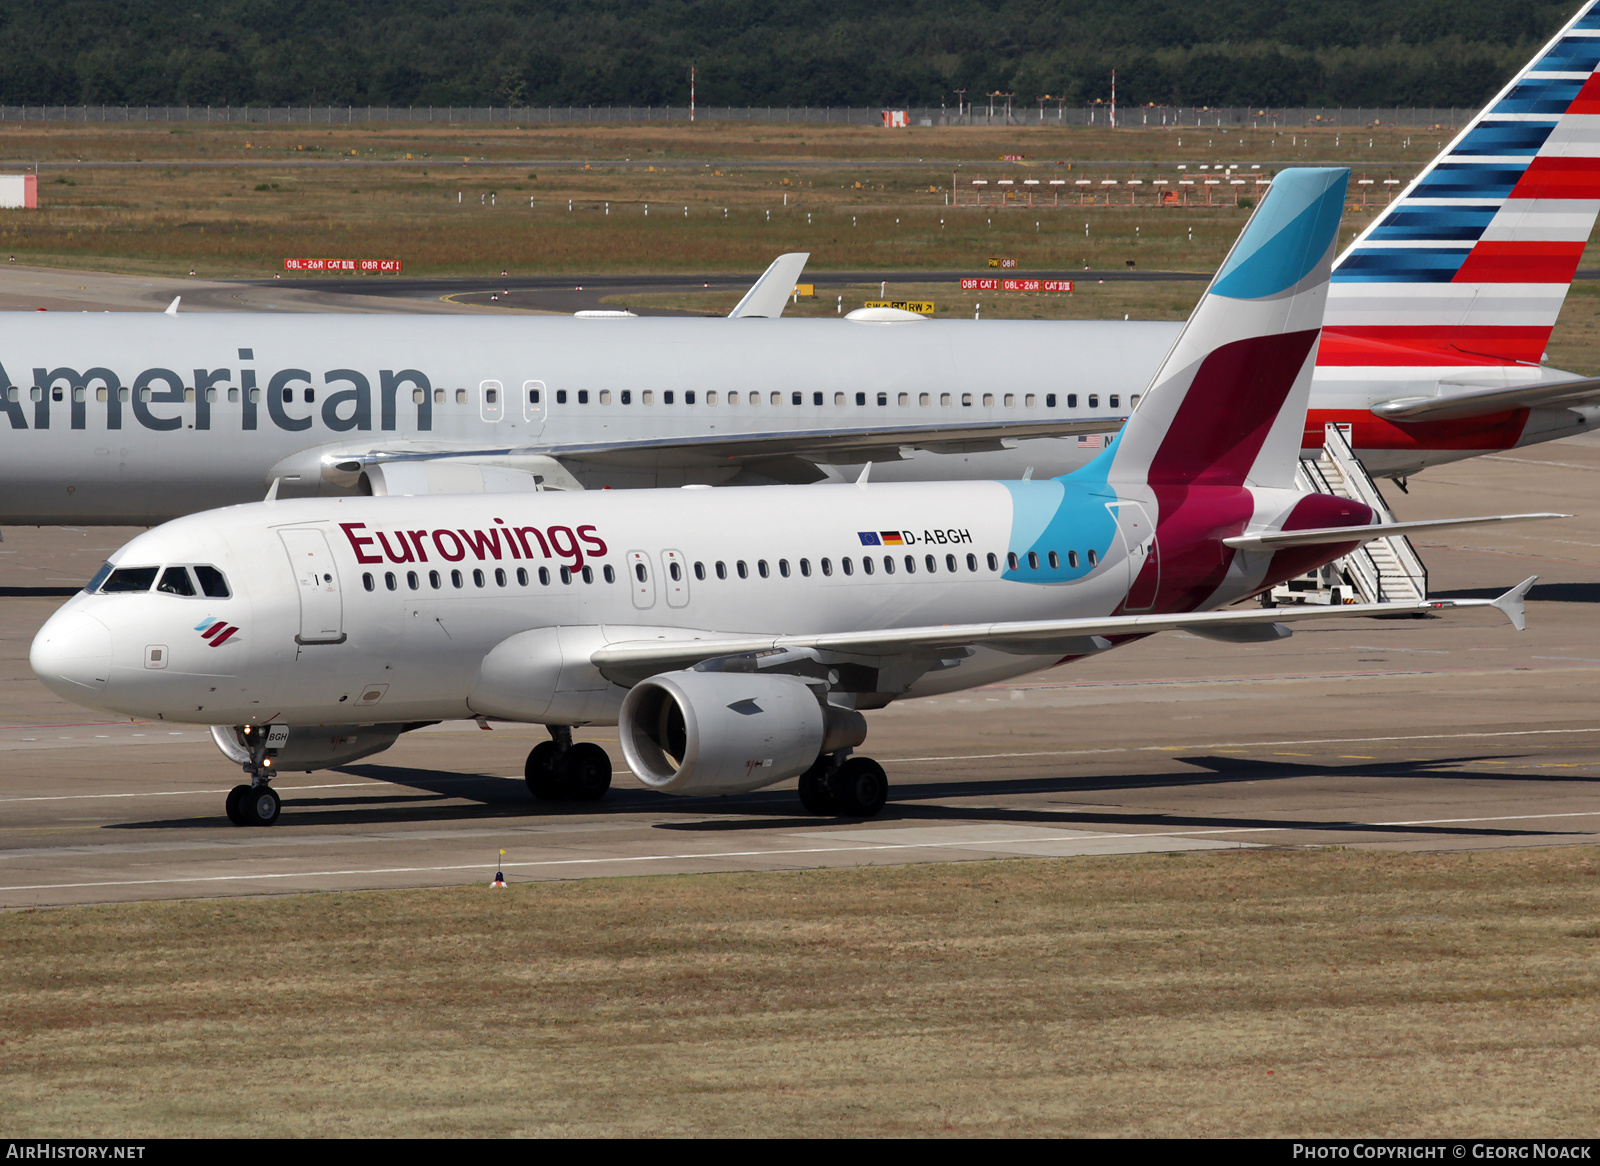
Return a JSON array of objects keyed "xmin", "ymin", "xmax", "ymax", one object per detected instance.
[{"xmin": 2, "ymin": 846, "xmax": 1598, "ymax": 1137}]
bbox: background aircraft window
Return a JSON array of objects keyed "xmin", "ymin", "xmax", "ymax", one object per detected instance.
[
  {"xmin": 799, "ymin": 559, "xmax": 811, "ymax": 577},
  {"xmin": 758, "ymin": 560, "xmax": 770, "ymax": 578},
  {"xmin": 494, "ymin": 568, "xmax": 506, "ymax": 587},
  {"xmin": 1027, "ymin": 552, "xmax": 1040, "ymax": 570},
  {"xmin": 792, "ymin": 392, "xmax": 803, "ymax": 406},
  {"xmin": 1047, "ymin": 393, "xmax": 1057, "ymax": 408},
  {"xmin": 643, "ymin": 391, "xmax": 653, "ymax": 405},
  {"xmin": 560, "ymin": 566, "xmax": 572, "ymax": 584},
  {"xmin": 862, "ymin": 557, "xmax": 875, "ymax": 576},
  {"xmin": 386, "ymin": 572, "xmax": 398, "ymax": 591},
  {"xmin": 736, "ymin": 560, "xmax": 749, "ymax": 579},
  {"xmin": 429, "ymin": 571, "xmax": 442, "ymax": 589},
  {"xmin": 1066, "ymin": 394, "xmax": 1077, "ymax": 408},
  {"xmin": 1048, "ymin": 552, "xmax": 1060, "ymax": 569},
  {"xmin": 961, "ymin": 393, "xmax": 973, "ymax": 407},
  {"xmin": 983, "ymin": 393, "xmax": 994, "ymax": 407},
  {"xmin": 941, "ymin": 393, "xmax": 952, "ymax": 407},
  {"xmin": 855, "ymin": 392, "xmax": 867, "ymax": 406},
  {"xmin": 1067, "ymin": 551, "xmax": 1079, "ymax": 568},
  {"xmin": 1110, "ymin": 395, "xmax": 1121, "ymax": 408},
  {"xmin": 1131, "ymin": 394, "xmax": 1141, "ymax": 408},
  {"xmin": 451, "ymin": 570, "xmax": 464, "ymax": 588},
  {"xmin": 842, "ymin": 557, "xmax": 854, "ymax": 576},
  {"xmin": 1087, "ymin": 549, "xmax": 1099, "ymax": 566},
  {"xmin": 577, "ymin": 390, "xmax": 589, "ymax": 404},
  {"xmin": 84, "ymin": 563, "xmax": 114, "ymax": 593},
  {"xmin": 968, "ymin": 554, "xmax": 979, "ymax": 572},
  {"xmin": 728, "ymin": 392, "xmax": 738, "ymax": 407},
  {"xmin": 434, "ymin": 388, "xmax": 446, "ymax": 404},
  {"xmin": 604, "ymin": 565, "xmax": 616, "ymax": 583},
  {"xmin": 1089, "ymin": 394, "xmax": 1100, "ymax": 408},
  {"xmin": 1007, "ymin": 552, "xmax": 1020, "ymax": 570},
  {"xmin": 193, "ymin": 566, "xmax": 231, "ymax": 598},
  {"xmin": 203, "ymin": 388, "xmax": 216, "ymax": 403},
  {"xmin": 600, "ymin": 390, "xmax": 612, "ymax": 405},
  {"xmin": 27, "ymin": 386, "xmax": 40, "ymax": 402},
  {"xmin": 634, "ymin": 563, "xmax": 648, "ymax": 583},
  {"xmin": 707, "ymin": 391, "xmax": 718, "ymax": 405},
  {"xmin": 472, "ymin": 569, "xmax": 485, "ymax": 587},
  {"xmin": 158, "ymin": 567, "xmax": 197, "ymax": 596},
  {"xmin": 877, "ymin": 392, "xmax": 888, "ymax": 406},
  {"xmin": 528, "ymin": 388, "xmax": 540, "ymax": 404},
  {"xmin": 361, "ymin": 573, "xmax": 374, "ymax": 592},
  {"xmin": 715, "ymin": 561, "xmax": 727, "ymax": 580},
  {"xmin": 813, "ymin": 392, "xmax": 824, "ymax": 406},
  {"xmin": 517, "ymin": 568, "xmax": 528, "ymax": 585},
  {"xmin": 663, "ymin": 391, "xmax": 673, "ymax": 404},
  {"xmin": 686, "ymin": 391, "xmax": 696, "ymax": 404},
  {"xmin": 538, "ymin": 567, "xmax": 550, "ymax": 585},
  {"xmin": 621, "ymin": 390, "xmax": 632, "ymax": 405},
  {"xmin": 229, "ymin": 388, "xmax": 241, "ymax": 403},
  {"xmin": 749, "ymin": 392, "xmax": 759, "ymax": 405},
  {"xmin": 281, "ymin": 388, "xmax": 293, "ymax": 404},
  {"xmin": 778, "ymin": 559, "xmax": 790, "ymax": 578},
  {"xmin": 306, "ymin": 389, "xmax": 316, "ymax": 403},
  {"xmin": 771, "ymin": 392, "xmax": 782, "ymax": 406},
  {"xmin": 485, "ymin": 388, "xmax": 497, "ymax": 404},
  {"xmin": 454, "ymin": 389, "xmax": 467, "ymax": 404},
  {"xmin": 693, "ymin": 562, "xmax": 705, "ymax": 581},
  {"xmin": 556, "ymin": 390, "xmax": 567, "ymax": 404},
  {"xmin": 920, "ymin": 392, "xmax": 931, "ymax": 406},
  {"xmin": 102, "ymin": 567, "xmax": 159, "ymax": 592},
  {"xmin": 1025, "ymin": 393, "xmax": 1037, "ymax": 408},
  {"xmin": 986, "ymin": 553, "xmax": 998, "ymax": 571},
  {"xmin": 834, "ymin": 392, "xmax": 846, "ymax": 406},
  {"xmin": 408, "ymin": 571, "xmax": 420, "ymax": 590},
  {"xmin": 1003, "ymin": 393, "xmax": 1015, "ymax": 408},
  {"xmin": 582, "ymin": 566, "xmax": 594, "ymax": 583}
]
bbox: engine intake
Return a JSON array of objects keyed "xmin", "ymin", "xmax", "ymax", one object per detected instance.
[{"xmin": 620, "ymin": 670, "xmax": 865, "ymax": 795}]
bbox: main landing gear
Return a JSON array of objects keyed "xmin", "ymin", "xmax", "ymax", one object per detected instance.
[
  {"xmin": 224, "ymin": 725, "xmax": 282, "ymax": 826},
  {"xmin": 798, "ymin": 753, "xmax": 889, "ymax": 818},
  {"xmin": 525, "ymin": 725, "xmax": 613, "ymax": 803}
]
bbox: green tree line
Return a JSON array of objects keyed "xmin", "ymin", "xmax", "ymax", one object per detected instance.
[{"xmin": 0, "ymin": 0, "xmax": 1581, "ymax": 109}]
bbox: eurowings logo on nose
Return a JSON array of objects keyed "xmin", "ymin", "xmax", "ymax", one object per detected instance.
[{"xmin": 195, "ymin": 616, "xmax": 241, "ymax": 647}]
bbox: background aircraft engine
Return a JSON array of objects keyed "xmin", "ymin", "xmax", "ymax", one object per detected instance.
[
  {"xmin": 210, "ymin": 724, "xmax": 409, "ymax": 773},
  {"xmin": 620, "ymin": 671, "xmax": 861, "ymax": 796}
]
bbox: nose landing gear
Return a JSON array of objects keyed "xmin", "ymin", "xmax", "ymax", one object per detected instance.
[
  {"xmin": 525, "ymin": 725, "xmax": 613, "ymax": 803},
  {"xmin": 224, "ymin": 725, "xmax": 282, "ymax": 826}
]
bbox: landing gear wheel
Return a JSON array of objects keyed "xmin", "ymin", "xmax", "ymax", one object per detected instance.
[
  {"xmin": 525, "ymin": 741, "xmax": 565, "ymax": 801},
  {"xmin": 829, "ymin": 757, "xmax": 888, "ymax": 818},
  {"xmin": 225, "ymin": 784, "xmax": 251, "ymax": 825},
  {"xmin": 798, "ymin": 759, "xmax": 838, "ymax": 815},
  {"xmin": 564, "ymin": 742, "xmax": 612, "ymax": 802},
  {"xmin": 240, "ymin": 785, "xmax": 281, "ymax": 827}
]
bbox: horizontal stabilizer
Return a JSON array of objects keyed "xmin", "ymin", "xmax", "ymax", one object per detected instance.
[
  {"xmin": 1223, "ymin": 513, "xmax": 1566, "ymax": 551},
  {"xmin": 1372, "ymin": 376, "xmax": 1600, "ymax": 422}
]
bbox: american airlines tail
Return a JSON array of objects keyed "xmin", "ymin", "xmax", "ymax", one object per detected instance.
[
  {"xmin": 1107, "ymin": 167, "xmax": 1349, "ymax": 491},
  {"xmin": 1328, "ymin": 1, "xmax": 1600, "ymax": 365}
]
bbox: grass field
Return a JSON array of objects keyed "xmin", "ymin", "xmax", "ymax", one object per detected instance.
[{"xmin": 3, "ymin": 846, "xmax": 1598, "ymax": 1137}]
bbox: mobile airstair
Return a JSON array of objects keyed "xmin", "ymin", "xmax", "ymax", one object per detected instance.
[{"xmin": 1269, "ymin": 422, "xmax": 1428, "ymax": 606}]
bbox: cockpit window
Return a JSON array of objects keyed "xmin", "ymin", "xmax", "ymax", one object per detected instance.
[
  {"xmin": 157, "ymin": 567, "xmax": 196, "ymax": 596},
  {"xmin": 99, "ymin": 567, "xmax": 160, "ymax": 593},
  {"xmin": 84, "ymin": 562, "xmax": 113, "ymax": 593},
  {"xmin": 193, "ymin": 566, "xmax": 231, "ymax": 598}
]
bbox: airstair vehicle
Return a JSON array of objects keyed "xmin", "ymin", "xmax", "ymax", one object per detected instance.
[{"xmin": 1270, "ymin": 423, "xmax": 1428, "ymax": 607}]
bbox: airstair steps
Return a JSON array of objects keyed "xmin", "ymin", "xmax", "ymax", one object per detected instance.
[{"xmin": 1270, "ymin": 422, "xmax": 1428, "ymax": 606}]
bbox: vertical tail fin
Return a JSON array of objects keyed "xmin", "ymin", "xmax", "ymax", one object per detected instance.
[
  {"xmin": 1104, "ymin": 167, "xmax": 1349, "ymax": 490},
  {"xmin": 1325, "ymin": 0, "xmax": 1600, "ymax": 368}
]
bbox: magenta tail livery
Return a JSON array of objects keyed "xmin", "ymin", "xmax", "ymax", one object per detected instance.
[{"xmin": 29, "ymin": 170, "xmax": 1554, "ymax": 825}]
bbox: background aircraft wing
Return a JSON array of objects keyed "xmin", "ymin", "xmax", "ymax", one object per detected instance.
[{"xmin": 1372, "ymin": 376, "xmax": 1600, "ymax": 421}]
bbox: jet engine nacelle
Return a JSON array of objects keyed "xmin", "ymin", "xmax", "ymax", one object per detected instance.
[
  {"xmin": 210, "ymin": 723, "xmax": 408, "ymax": 773},
  {"xmin": 619, "ymin": 670, "xmax": 867, "ymax": 796}
]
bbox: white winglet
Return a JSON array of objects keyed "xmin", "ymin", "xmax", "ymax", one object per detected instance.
[
  {"xmin": 855, "ymin": 462, "xmax": 872, "ymax": 486},
  {"xmin": 264, "ymin": 477, "xmax": 280, "ymax": 503},
  {"xmin": 728, "ymin": 253, "xmax": 810, "ymax": 319},
  {"xmin": 164, "ymin": 296, "xmax": 180, "ymax": 315},
  {"xmin": 1491, "ymin": 575, "xmax": 1538, "ymax": 632}
]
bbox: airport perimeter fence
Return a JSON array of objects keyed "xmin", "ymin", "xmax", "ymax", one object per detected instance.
[{"xmin": 0, "ymin": 105, "xmax": 1473, "ymax": 129}]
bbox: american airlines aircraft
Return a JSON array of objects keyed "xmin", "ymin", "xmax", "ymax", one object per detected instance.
[
  {"xmin": 5, "ymin": 3, "xmax": 1600, "ymax": 523},
  {"xmin": 30, "ymin": 169, "xmax": 1550, "ymax": 826}
]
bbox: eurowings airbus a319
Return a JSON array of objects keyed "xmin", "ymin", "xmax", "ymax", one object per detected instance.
[
  {"xmin": 7, "ymin": 1, "xmax": 1600, "ymax": 522},
  {"xmin": 30, "ymin": 169, "xmax": 1554, "ymax": 826}
]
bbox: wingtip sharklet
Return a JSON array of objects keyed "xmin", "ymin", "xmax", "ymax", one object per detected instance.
[{"xmin": 1492, "ymin": 575, "xmax": 1538, "ymax": 632}]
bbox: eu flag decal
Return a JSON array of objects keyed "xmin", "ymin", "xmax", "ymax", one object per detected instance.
[{"xmin": 857, "ymin": 532, "xmax": 882, "ymax": 546}]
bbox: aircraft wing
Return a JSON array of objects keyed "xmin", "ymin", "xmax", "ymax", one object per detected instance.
[
  {"xmin": 589, "ymin": 578, "xmax": 1536, "ymax": 683},
  {"xmin": 728, "ymin": 253, "xmax": 811, "ymax": 318},
  {"xmin": 1371, "ymin": 376, "xmax": 1600, "ymax": 421},
  {"xmin": 1222, "ymin": 513, "xmax": 1566, "ymax": 551}
]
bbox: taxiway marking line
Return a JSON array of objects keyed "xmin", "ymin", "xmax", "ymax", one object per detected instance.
[{"xmin": 5, "ymin": 812, "xmax": 1599, "ymax": 894}]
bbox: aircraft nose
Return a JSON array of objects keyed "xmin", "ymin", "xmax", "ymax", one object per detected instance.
[{"xmin": 30, "ymin": 609, "xmax": 113, "ymax": 699}]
